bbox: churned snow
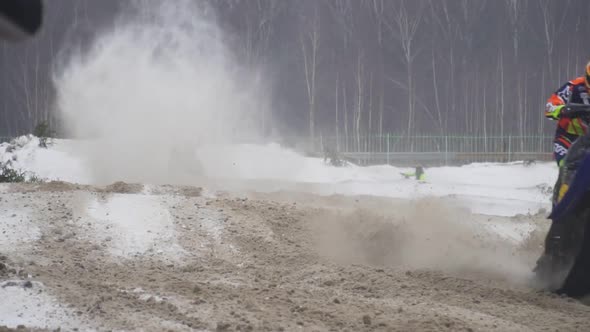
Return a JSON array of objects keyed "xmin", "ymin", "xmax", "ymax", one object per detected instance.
[
  {"xmin": 0, "ymin": 209, "xmax": 40, "ymax": 253},
  {"xmin": 0, "ymin": 135, "xmax": 557, "ymax": 329},
  {"xmin": 0, "ymin": 281, "xmax": 85, "ymax": 330},
  {"xmin": 83, "ymin": 193, "xmax": 184, "ymax": 260}
]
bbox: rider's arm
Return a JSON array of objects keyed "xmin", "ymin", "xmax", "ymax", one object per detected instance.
[{"xmin": 545, "ymin": 82, "xmax": 572, "ymax": 120}]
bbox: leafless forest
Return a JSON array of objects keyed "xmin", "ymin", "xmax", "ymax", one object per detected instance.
[{"xmin": 0, "ymin": 0, "xmax": 588, "ymax": 148}]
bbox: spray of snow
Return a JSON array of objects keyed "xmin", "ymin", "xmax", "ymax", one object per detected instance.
[
  {"xmin": 54, "ymin": 0, "xmax": 268, "ymax": 185},
  {"xmin": 312, "ymin": 200, "xmax": 538, "ymax": 282}
]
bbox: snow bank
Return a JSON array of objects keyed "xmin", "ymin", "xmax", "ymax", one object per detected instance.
[
  {"xmin": 0, "ymin": 135, "xmax": 90, "ymax": 183},
  {"xmin": 196, "ymin": 142, "xmax": 554, "ymax": 216},
  {"xmin": 0, "ymin": 136, "xmax": 555, "ymax": 217}
]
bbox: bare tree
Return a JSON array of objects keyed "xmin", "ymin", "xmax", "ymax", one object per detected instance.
[
  {"xmin": 343, "ymin": 84, "xmax": 349, "ymax": 152},
  {"xmin": 327, "ymin": 0, "xmax": 354, "ymax": 149},
  {"xmin": 535, "ymin": 0, "xmax": 572, "ymax": 138},
  {"xmin": 2, "ymin": 0, "xmax": 590, "ymax": 151},
  {"xmin": 367, "ymin": 0, "xmax": 386, "ymax": 149},
  {"xmin": 428, "ymin": 0, "xmax": 465, "ymax": 134},
  {"xmin": 334, "ymin": 71, "xmax": 340, "ymax": 151},
  {"xmin": 498, "ymin": 45, "xmax": 505, "ymax": 140},
  {"xmin": 430, "ymin": 43, "xmax": 444, "ymax": 136},
  {"xmin": 382, "ymin": 0, "xmax": 425, "ymax": 148},
  {"xmin": 354, "ymin": 50, "xmax": 364, "ymax": 152},
  {"xmin": 299, "ymin": 3, "xmax": 321, "ymax": 146},
  {"xmin": 537, "ymin": 0, "xmax": 571, "ymax": 80},
  {"xmin": 505, "ymin": 0, "xmax": 528, "ymax": 149}
]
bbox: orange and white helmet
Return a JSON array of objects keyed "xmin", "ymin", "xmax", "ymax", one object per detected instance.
[{"xmin": 585, "ymin": 61, "xmax": 590, "ymax": 89}]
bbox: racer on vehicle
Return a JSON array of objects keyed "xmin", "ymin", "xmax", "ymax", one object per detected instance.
[
  {"xmin": 535, "ymin": 61, "xmax": 590, "ymax": 296},
  {"xmin": 545, "ymin": 61, "xmax": 590, "ymax": 205}
]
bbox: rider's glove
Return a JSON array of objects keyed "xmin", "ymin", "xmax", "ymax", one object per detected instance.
[{"xmin": 545, "ymin": 103, "xmax": 565, "ymax": 120}]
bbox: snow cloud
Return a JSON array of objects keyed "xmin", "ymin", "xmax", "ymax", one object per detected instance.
[{"xmin": 54, "ymin": 0, "xmax": 268, "ymax": 185}]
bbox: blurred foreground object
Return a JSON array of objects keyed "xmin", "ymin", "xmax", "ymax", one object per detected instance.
[{"xmin": 0, "ymin": 0, "xmax": 42, "ymax": 41}]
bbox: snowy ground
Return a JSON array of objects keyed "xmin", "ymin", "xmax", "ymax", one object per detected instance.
[
  {"xmin": 1, "ymin": 136, "xmax": 555, "ymax": 217},
  {"xmin": 1, "ymin": 136, "xmax": 582, "ymax": 332}
]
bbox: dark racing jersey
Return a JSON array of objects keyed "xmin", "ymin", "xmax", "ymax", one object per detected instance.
[{"xmin": 546, "ymin": 77, "xmax": 589, "ymax": 136}]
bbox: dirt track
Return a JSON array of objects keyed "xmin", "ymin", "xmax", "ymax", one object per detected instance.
[{"xmin": 0, "ymin": 182, "xmax": 589, "ymax": 331}]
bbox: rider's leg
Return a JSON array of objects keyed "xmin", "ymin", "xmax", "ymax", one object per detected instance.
[
  {"xmin": 537, "ymin": 133, "xmax": 589, "ymax": 285},
  {"xmin": 545, "ymin": 134, "xmax": 577, "ymax": 263},
  {"xmin": 557, "ymin": 134, "xmax": 590, "ymax": 202},
  {"xmin": 552, "ymin": 135, "xmax": 572, "ymax": 206},
  {"xmin": 547, "ymin": 135, "xmax": 589, "ymax": 262}
]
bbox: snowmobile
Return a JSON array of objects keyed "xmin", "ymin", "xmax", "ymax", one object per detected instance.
[{"xmin": 534, "ymin": 103, "xmax": 590, "ymax": 298}]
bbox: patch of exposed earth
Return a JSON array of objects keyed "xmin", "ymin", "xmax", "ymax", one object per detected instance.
[{"xmin": 0, "ymin": 182, "xmax": 587, "ymax": 331}]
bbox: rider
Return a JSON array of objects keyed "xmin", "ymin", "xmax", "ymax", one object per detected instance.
[
  {"xmin": 401, "ymin": 166, "xmax": 425, "ymax": 182},
  {"xmin": 536, "ymin": 63, "xmax": 590, "ymax": 288},
  {"xmin": 545, "ymin": 61, "xmax": 590, "ymax": 204}
]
